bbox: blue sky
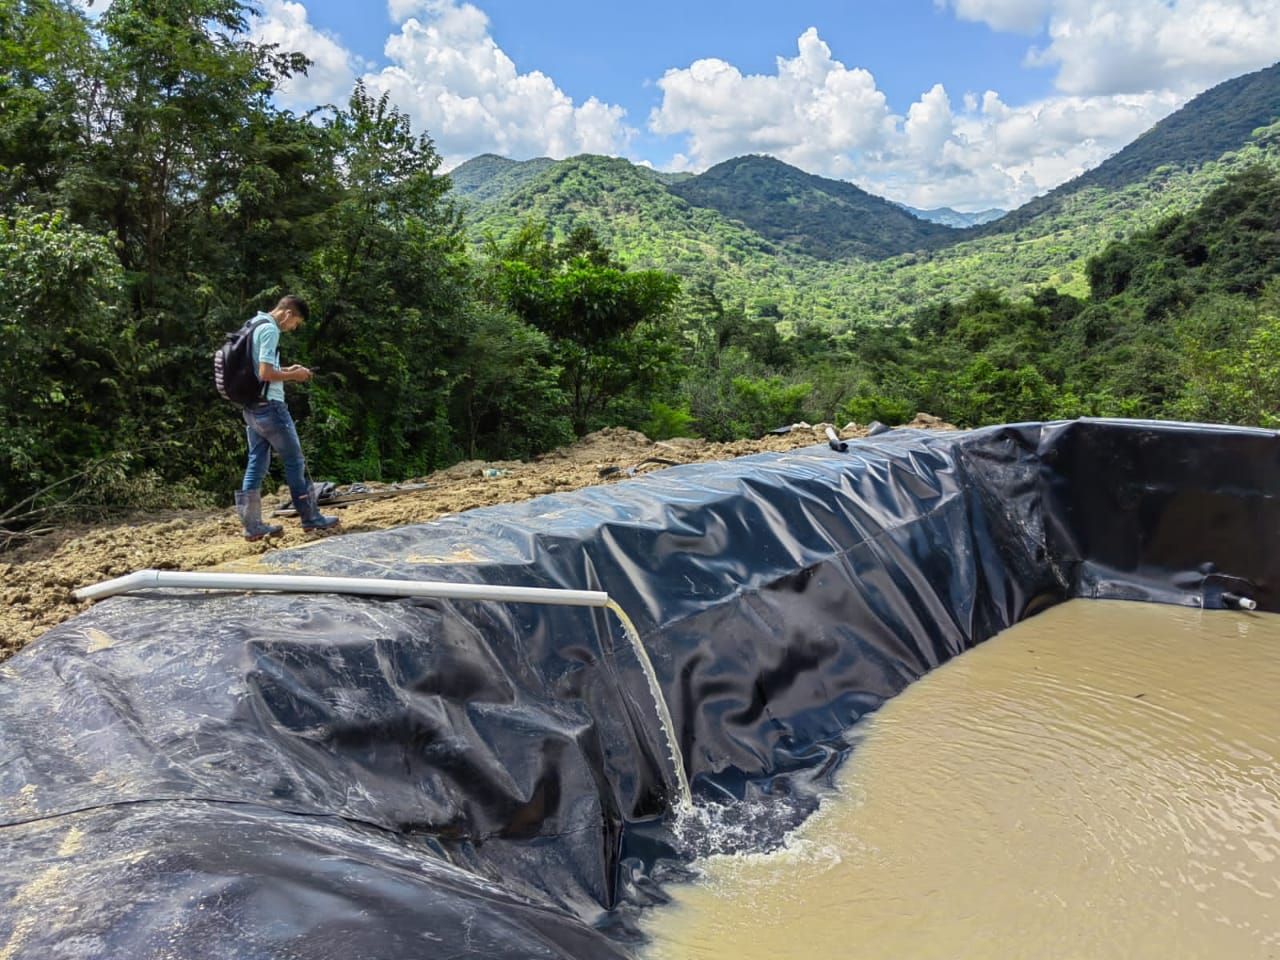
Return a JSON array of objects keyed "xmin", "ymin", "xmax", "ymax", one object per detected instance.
[
  {"xmin": 245, "ymin": 0, "xmax": 1280, "ymax": 209},
  {"xmin": 295, "ymin": 0, "xmax": 1056, "ymax": 125}
]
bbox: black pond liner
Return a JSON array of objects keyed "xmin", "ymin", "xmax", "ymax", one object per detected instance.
[{"xmin": 1, "ymin": 419, "xmax": 1276, "ymax": 958}]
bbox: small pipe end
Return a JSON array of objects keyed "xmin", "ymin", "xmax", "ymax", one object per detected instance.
[{"xmin": 73, "ymin": 569, "xmax": 157, "ymax": 602}]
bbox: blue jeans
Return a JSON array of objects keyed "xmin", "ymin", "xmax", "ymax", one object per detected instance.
[{"xmin": 241, "ymin": 401, "xmax": 308, "ymax": 499}]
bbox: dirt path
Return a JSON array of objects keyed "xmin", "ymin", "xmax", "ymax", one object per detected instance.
[{"xmin": 0, "ymin": 417, "xmax": 954, "ymax": 661}]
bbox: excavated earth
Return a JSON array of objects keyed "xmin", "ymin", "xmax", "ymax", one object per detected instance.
[{"xmin": 0, "ymin": 416, "xmax": 954, "ymax": 661}]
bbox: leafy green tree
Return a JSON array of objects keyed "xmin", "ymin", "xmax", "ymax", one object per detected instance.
[
  {"xmin": 679, "ymin": 342, "xmax": 814, "ymax": 441},
  {"xmin": 680, "ymin": 280, "xmax": 793, "ymax": 372},
  {"xmin": 0, "ymin": 210, "xmax": 126, "ymax": 503},
  {"xmin": 0, "ymin": 0, "xmax": 94, "ymax": 209},
  {"xmin": 450, "ymin": 304, "xmax": 571, "ymax": 459},
  {"xmin": 724, "ymin": 374, "xmax": 812, "ymax": 438},
  {"xmin": 837, "ymin": 393, "xmax": 915, "ymax": 427},
  {"xmin": 70, "ymin": 0, "xmax": 307, "ymax": 310},
  {"xmin": 642, "ymin": 400, "xmax": 696, "ymax": 440},
  {"xmin": 488, "ymin": 222, "xmax": 682, "ymax": 433},
  {"xmin": 1172, "ymin": 285, "xmax": 1280, "ymax": 426},
  {"xmin": 12, "ymin": 0, "xmax": 328, "ymax": 494},
  {"xmin": 300, "ymin": 82, "xmax": 468, "ymax": 478}
]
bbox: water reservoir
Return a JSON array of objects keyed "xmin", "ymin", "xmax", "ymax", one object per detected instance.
[{"xmin": 0, "ymin": 419, "xmax": 1276, "ymax": 957}]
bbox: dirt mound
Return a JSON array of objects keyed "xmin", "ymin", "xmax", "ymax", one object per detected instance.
[
  {"xmin": 540, "ymin": 426, "xmax": 655, "ymax": 463},
  {"xmin": 0, "ymin": 418, "xmax": 954, "ymax": 661},
  {"xmin": 905, "ymin": 412, "xmax": 957, "ymax": 430}
]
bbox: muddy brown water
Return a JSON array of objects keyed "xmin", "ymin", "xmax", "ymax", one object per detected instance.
[{"xmin": 643, "ymin": 600, "xmax": 1280, "ymax": 959}]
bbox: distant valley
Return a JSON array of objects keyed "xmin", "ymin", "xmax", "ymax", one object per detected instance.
[{"xmin": 898, "ymin": 204, "xmax": 1006, "ymax": 228}]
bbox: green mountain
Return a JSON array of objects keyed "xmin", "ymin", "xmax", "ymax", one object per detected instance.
[
  {"xmin": 828, "ymin": 122, "xmax": 1280, "ymax": 324},
  {"xmin": 453, "ymin": 61, "xmax": 1280, "ymax": 328},
  {"xmin": 979, "ymin": 60, "xmax": 1280, "ymax": 236},
  {"xmin": 668, "ymin": 155, "xmax": 957, "ymax": 260},
  {"xmin": 449, "ymin": 154, "xmax": 556, "ymax": 206},
  {"xmin": 458, "ymin": 153, "xmax": 786, "ymax": 281}
]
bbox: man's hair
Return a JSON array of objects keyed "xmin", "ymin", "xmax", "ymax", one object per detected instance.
[{"xmin": 273, "ymin": 294, "xmax": 309, "ymax": 323}]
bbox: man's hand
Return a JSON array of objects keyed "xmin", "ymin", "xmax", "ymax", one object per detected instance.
[{"xmin": 285, "ymin": 365, "xmax": 312, "ymax": 382}]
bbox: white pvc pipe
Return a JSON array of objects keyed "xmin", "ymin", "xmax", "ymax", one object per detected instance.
[{"xmin": 74, "ymin": 569, "xmax": 609, "ymax": 608}]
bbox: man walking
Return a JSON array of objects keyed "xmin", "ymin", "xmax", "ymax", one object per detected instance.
[{"xmin": 234, "ymin": 295, "xmax": 339, "ymax": 539}]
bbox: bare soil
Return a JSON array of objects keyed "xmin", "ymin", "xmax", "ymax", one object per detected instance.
[{"xmin": 0, "ymin": 415, "xmax": 954, "ymax": 661}]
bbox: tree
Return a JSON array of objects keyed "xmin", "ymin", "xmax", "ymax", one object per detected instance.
[
  {"xmin": 300, "ymin": 82, "xmax": 468, "ymax": 478},
  {"xmin": 71, "ymin": 0, "xmax": 308, "ymax": 315},
  {"xmin": 1172, "ymin": 285, "xmax": 1280, "ymax": 426},
  {"xmin": 450, "ymin": 305, "xmax": 571, "ymax": 459},
  {"xmin": 0, "ymin": 210, "xmax": 126, "ymax": 505},
  {"xmin": 0, "ymin": 0, "xmax": 95, "ymax": 209},
  {"xmin": 488, "ymin": 223, "xmax": 682, "ymax": 434},
  {"xmin": 6, "ymin": 0, "xmax": 330, "ymax": 494}
]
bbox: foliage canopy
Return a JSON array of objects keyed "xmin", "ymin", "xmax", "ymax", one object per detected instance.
[{"xmin": 2, "ymin": 5, "xmax": 1278, "ymax": 529}]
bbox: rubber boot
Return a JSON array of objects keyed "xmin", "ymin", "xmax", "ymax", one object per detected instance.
[
  {"xmin": 292, "ymin": 484, "xmax": 339, "ymax": 532},
  {"xmin": 234, "ymin": 489, "xmax": 284, "ymax": 542}
]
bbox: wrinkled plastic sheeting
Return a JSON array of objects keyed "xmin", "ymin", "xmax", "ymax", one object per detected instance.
[
  {"xmin": 1, "ymin": 419, "xmax": 1276, "ymax": 958},
  {"xmin": 1038, "ymin": 419, "xmax": 1278, "ymax": 609},
  {"xmin": 0, "ymin": 802, "xmax": 632, "ymax": 959}
]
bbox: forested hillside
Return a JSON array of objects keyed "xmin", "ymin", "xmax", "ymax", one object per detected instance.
[
  {"xmin": 832, "ymin": 165, "xmax": 1280, "ymax": 428},
  {"xmin": 449, "ymin": 154, "xmax": 555, "ymax": 205},
  {"xmin": 829, "ymin": 124, "xmax": 1280, "ymax": 323},
  {"xmin": 3, "ymin": 0, "xmax": 1278, "ymax": 539},
  {"xmin": 461, "ymin": 126, "xmax": 1280, "ymax": 328},
  {"xmin": 455, "ymin": 154, "xmax": 812, "ymax": 322},
  {"xmin": 458, "ymin": 154, "xmax": 782, "ymax": 275},
  {"xmin": 977, "ymin": 61, "xmax": 1280, "ymax": 236},
  {"xmin": 629, "ymin": 163, "xmax": 1280, "ymax": 442},
  {"xmin": 667, "ymin": 155, "xmax": 957, "ymax": 260}
]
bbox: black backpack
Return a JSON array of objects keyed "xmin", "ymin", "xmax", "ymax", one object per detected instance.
[{"xmin": 213, "ymin": 316, "xmax": 271, "ymax": 405}]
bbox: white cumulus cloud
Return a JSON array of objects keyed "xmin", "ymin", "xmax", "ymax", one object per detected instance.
[
  {"xmin": 387, "ymin": 0, "xmax": 430, "ymax": 21},
  {"xmin": 360, "ymin": 0, "xmax": 633, "ymax": 166},
  {"xmin": 650, "ymin": 28, "xmax": 893, "ymax": 176},
  {"xmin": 939, "ymin": 0, "xmax": 1280, "ymax": 97},
  {"xmin": 904, "ymin": 84, "xmax": 955, "ymax": 164},
  {"xmin": 1034, "ymin": 0, "xmax": 1280, "ymax": 96},
  {"xmin": 942, "ymin": 0, "xmax": 1052, "ymax": 34},
  {"xmin": 249, "ymin": 0, "xmax": 358, "ymax": 110},
  {"xmin": 868, "ymin": 88, "xmax": 1182, "ymax": 209}
]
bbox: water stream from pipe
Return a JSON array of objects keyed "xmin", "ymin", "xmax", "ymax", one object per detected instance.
[{"xmin": 607, "ymin": 600, "xmax": 693, "ymax": 811}]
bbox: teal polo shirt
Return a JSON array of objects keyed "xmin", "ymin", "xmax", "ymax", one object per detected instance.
[{"xmin": 250, "ymin": 313, "xmax": 285, "ymax": 403}]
